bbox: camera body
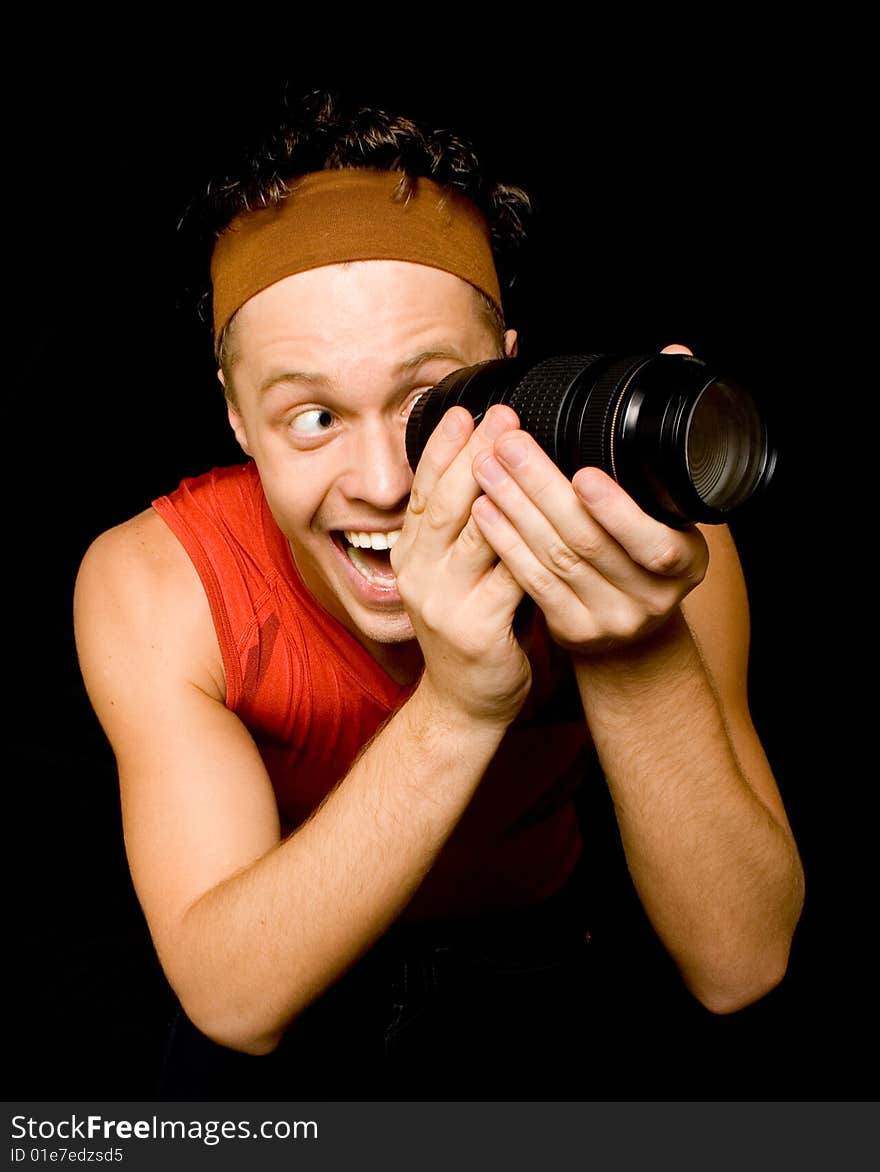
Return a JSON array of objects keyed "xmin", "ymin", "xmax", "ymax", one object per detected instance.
[{"xmin": 405, "ymin": 353, "xmax": 776, "ymax": 527}]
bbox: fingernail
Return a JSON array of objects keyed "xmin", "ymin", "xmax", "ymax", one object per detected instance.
[
  {"xmin": 442, "ymin": 409, "xmax": 467, "ymax": 438},
  {"xmin": 474, "ymin": 453, "xmax": 507, "ymax": 485},
  {"xmin": 474, "ymin": 497, "xmax": 502, "ymax": 524},
  {"xmin": 575, "ymin": 469, "xmax": 609, "ymax": 503},
  {"xmin": 482, "ymin": 405, "xmax": 516, "ymax": 440},
  {"xmin": 496, "ymin": 434, "xmax": 529, "ymax": 469}
]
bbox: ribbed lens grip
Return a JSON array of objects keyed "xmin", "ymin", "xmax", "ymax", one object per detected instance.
[{"xmin": 503, "ymin": 355, "xmax": 605, "ymax": 468}]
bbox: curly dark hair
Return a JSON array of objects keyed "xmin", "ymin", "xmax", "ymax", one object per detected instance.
[{"xmin": 179, "ymin": 87, "xmax": 532, "ymax": 366}]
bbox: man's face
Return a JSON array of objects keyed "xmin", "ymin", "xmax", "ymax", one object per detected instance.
[{"xmin": 223, "ymin": 260, "xmax": 517, "ymax": 666}]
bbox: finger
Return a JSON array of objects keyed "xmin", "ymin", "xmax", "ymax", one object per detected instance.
[
  {"xmin": 472, "ymin": 493, "xmax": 692, "ymax": 651},
  {"xmin": 465, "ymin": 499, "xmax": 528, "ymax": 620},
  {"xmin": 475, "ymin": 432, "xmax": 638, "ymax": 587},
  {"xmin": 406, "ymin": 405, "xmax": 474, "ymax": 520},
  {"xmin": 407, "ymin": 403, "xmax": 520, "ymax": 562},
  {"xmin": 473, "ymin": 447, "xmax": 696, "ymax": 624},
  {"xmin": 483, "ymin": 557, "xmax": 528, "ymax": 632},
  {"xmin": 476, "ymin": 431, "xmax": 705, "ymax": 611},
  {"xmin": 471, "ymin": 494, "xmax": 606, "ymax": 644},
  {"xmin": 660, "ymin": 342, "xmax": 694, "ymax": 355},
  {"xmin": 408, "ymin": 402, "xmax": 519, "ymax": 516},
  {"xmin": 392, "ymin": 405, "xmax": 473, "ymax": 566},
  {"xmin": 450, "ymin": 506, "xmax": 507, "ymax": 582},
  {"xmin": 572, "ymin": 467, "xmax": 708, "ymax": 584}
]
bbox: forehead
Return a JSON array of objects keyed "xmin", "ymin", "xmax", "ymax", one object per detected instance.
[{"xmin": 226, "ymin": 260, "xmax": 494, "ymax": 372}]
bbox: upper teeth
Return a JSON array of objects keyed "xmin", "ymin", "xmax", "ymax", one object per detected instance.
[{"xmin": 344, "ymin": 530, "xmax": 402, "ymax": 550}]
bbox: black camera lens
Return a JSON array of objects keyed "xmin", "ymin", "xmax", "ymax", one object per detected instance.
[{"xmin": 405, "ymin": 353, "xmax": 776, "ymax": 526}]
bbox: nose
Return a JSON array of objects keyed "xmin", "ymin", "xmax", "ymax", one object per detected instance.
[{"xmin": 343, "ymin": 417, "xmax": 413, "ymax": 513}]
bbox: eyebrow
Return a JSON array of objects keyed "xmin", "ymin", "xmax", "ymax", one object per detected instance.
[
  {"xmin": 396, "ymin": 347, "xmax": 469, "ymax": 373},
  {"xmin": 257, "ymin": 347, "xmax": 469, "ymax": 395}
]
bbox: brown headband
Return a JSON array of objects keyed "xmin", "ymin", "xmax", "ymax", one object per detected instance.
[{"xmin": 210, "ymin": 168, "xmax": 502, "ymax": 349}]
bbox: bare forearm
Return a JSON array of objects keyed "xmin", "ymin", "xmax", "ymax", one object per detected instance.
[
  {"xmin": 172, "ymin": 681, "xmax": 507, "ymax": 1053},
  {"xmin": 573, "ymin": 611, "xmax": 804, "ymax": 1013}
]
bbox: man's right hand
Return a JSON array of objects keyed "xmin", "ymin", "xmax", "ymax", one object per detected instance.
[
  {"xmin": 391, "ymin": 403, "xmax": 532, "ymax": 726},
  {"xmin": 74, "ymin": 500, "xmax": 518, "ymax": 1056}
]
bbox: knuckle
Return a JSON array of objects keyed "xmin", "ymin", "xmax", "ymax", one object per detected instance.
[
  {"xmin": 607, "ymin": 601, "xmax": 648, "ymax": 642},
  {"xmin": 419, "ymin": 596, "xmax": 445, "ymax": 635},
  {"xmin": 528, "ymin": 566, "xmax": 558, "ymax": 599},
  {"xmin": 546, "ymin": 538, "xmax": 582, "ymax": 576},
  {"xmin": 458, "ymin": 516, "xmax": 487, "ymax": 553},
  {"xmin": 454, "ymin": 628, "xmax": 484, "ymax": 661},
  {"xmin": 408, "ymin": 485, "xmax": 428, "ymax": 516},
  {"xmin": 645, "ymin": 539, "xmax": 688, "ymax": 577},
  {"xmin": 551, "ymin": 614, "xmax": 597, "ymax": 651},
  {"xmin": 573, "ymin": 533, "xmax": 604, "ymax": 563},
  {"xmin": 424, "ymin": 494, "xmax": 453, "ymax": 530},
  {"xmin": 642, "ymin": 584, "xmax": 682, "ymax": 622}
]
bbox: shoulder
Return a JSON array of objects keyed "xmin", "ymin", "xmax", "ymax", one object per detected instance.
[
  {"xmin": 74, "ymin": 507, "xmax": 225, "ymax": 703},
  {"xmin": 78, "ymin": 505, "xmax": 192, "ymax": 576},
  {"xmin": 75, "ymin": 507, "xmax": 204, "ymax": 621}
]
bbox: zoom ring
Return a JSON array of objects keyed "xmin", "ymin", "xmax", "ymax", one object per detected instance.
[
  {"xmin": 504, "ymin": 355, "xmax": 605, "ymax": 466},
  {"xmin": 576, "ymin": 355, "xmax": 654, "ymax": 477}
]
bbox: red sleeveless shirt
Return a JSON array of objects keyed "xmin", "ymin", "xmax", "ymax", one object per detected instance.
[{"xmin": 153, "ymin": 462, "xmax": 589, "ymax": 917}]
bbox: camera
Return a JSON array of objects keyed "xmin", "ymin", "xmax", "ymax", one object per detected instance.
[{"xmin": 405, "ymin": 352, "xmax": 776, "ymax": 527}]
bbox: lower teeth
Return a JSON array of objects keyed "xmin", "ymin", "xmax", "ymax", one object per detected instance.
[{"xmin": 346, "ymin": 545, "xmax": 396, "ymax": 586}]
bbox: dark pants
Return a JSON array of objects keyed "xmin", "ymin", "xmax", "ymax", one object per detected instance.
[{"xmin": 157, "ymin": 858, "xmax": 598, "ymax": 1101}]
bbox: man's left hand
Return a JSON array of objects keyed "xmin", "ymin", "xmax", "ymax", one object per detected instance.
[{"xmin": 469, "ymin": 346, "xmax": 709, "ymax": 656}]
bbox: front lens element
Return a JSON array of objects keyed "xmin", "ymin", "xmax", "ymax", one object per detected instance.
[{"xmin": 686, "ymin": 378, "xmax": 768, "ymax": 511}]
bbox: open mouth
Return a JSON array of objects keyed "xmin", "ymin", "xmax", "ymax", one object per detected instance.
[{"xmin": 333, "ymin": 529, "xmax": 402, "ymax": 588}]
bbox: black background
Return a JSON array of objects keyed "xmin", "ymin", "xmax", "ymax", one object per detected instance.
[{"xmin": 5, "ymin": 33, "xmax": 873, "ymax": 1103}]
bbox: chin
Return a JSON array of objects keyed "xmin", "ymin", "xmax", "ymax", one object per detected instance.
[
  {"xmin": 294, "ymin": 537, "xmax": 419, "ymax": 654},
  {"xmin": 351, "ymin": 608, "xmax": 417, "ymax": 647}
]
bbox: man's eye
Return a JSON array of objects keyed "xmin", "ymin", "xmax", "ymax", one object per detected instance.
[
  {"xmin": 290, "ymin": 408, "xmax": 337, "ymax": 435},
  {"xmin": 402, "ymin": 390, "xmax": 429, "ymax": 420}
]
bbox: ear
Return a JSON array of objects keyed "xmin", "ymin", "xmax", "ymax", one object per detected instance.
[
  {"xmin": 503, "ymin": 328, "xmax": 518, "ymax": 358},
  {"xmin": 219, "ymin": 369, "xmax": 254, "ymax": 457}
]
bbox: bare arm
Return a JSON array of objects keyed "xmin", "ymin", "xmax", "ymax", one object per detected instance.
[
  {"xmin": 74, "ymin": 411, "xmax": 527, "ymax": 1057},
  {"xmin": 570, "ymin": 525, "xmax": 803, "ymax": 1013},
  {"xmin": 468, "ymin": 401, "xmax": 804, "ymax": 1013}
]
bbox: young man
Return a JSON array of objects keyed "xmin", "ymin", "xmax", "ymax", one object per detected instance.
[{"xmin": 73, "ymin": 91, "xmax": 804, "ymax": 1099}]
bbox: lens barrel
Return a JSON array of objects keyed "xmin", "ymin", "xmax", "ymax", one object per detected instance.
[{"xmin": 405, "ymin": 353, "xmax": 776, "ymax": 526}]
